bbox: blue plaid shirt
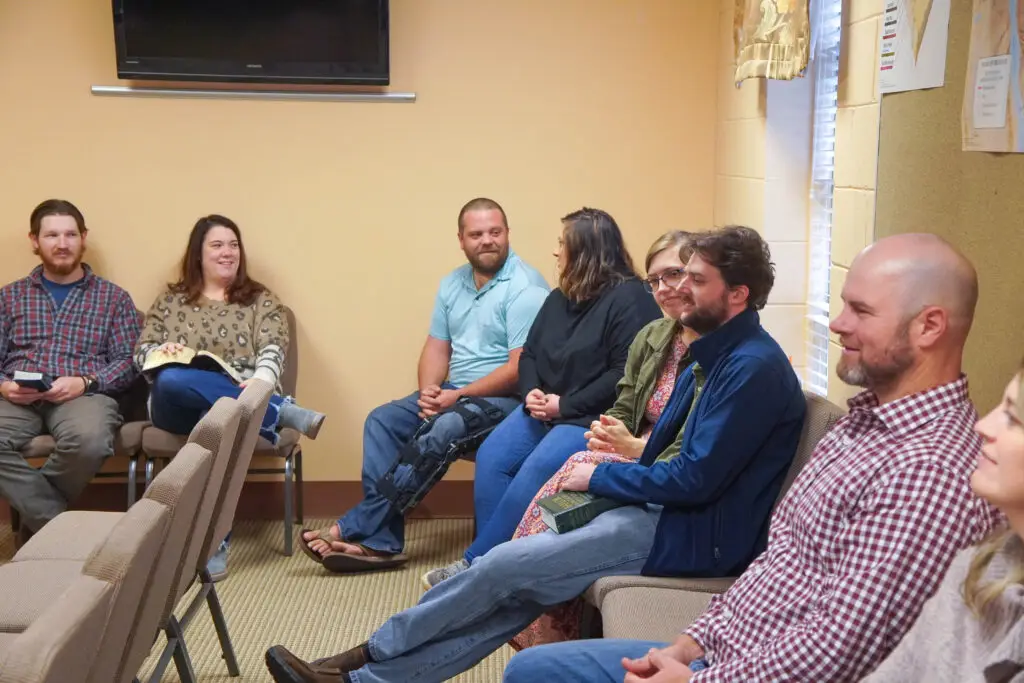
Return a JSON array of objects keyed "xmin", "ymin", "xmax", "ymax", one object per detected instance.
[{"xmin": 0, "ymin": 264, "xmax": 140, "ymax": 393}]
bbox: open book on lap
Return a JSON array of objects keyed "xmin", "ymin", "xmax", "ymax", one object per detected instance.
[{"xmin": 142, "ymin": 347, "xmax": 244, "ymax": 384}]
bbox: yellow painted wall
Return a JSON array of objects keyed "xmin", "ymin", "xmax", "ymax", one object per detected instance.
[
  {"xmin": 0, "ymin": 0, "xmax": 718, "ymax": 481},
  {"xmin": 714, "ymin": 0, "xmax": 811, "ymax": 381},
  {"xmin": 714, "ymin": 0, "xmax": 768, "ymax": 232},
  {"xmin": 827, "ymin": 0, "xmax": 883, "ymax": 407}
]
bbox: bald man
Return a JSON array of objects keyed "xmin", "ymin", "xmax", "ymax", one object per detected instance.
[{"xmin": 504, "ymin": 234, "xmax": 1003, "ymax": 683}]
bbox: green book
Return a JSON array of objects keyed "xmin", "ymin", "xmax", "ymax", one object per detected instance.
[{"xmin": 536, "ymin": 491, "xmax": 625, "ymax": 534}]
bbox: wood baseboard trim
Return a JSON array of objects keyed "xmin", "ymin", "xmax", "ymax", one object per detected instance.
[{"xmin": 0, "ymin": 480, "xmax": 475, "ymax": 523}]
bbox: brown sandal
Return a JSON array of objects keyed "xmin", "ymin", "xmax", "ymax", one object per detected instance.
[
  {"xmin": 321, "ymin": 545, "xmax": 409, "ymax": 574},
  {"xmin": 298, "ymin": 526, "xmax": 338, "ymax": 564}
]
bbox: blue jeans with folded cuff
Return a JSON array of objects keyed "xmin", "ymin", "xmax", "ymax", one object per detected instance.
[
  {"xmin": 346, "ymin": 504, "xmax": 662, "ymax": 683},
  {"xmin": 337, "ymin": 387, "xmax": 519, "ymax": 555},
  {"xmin": 466, "ymin": 408, "xmax": 588, "ymax": 562},
  {"xmin": 149, "ymin": 367, "xmax": 285, "ymax": 444}
]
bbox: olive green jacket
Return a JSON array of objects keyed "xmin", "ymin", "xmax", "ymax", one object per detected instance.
[{"xmin": 604, "ymin": 317, "xmax": 693, "ymax": 462}]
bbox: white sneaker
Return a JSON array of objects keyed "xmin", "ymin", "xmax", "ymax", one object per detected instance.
[{"xmin": 421, "ymin": 558, "xmax": 470, "ymax": 590}]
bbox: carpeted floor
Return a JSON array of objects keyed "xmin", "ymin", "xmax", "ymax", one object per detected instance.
[{"xmin": 0, "ymin": 518, "xmax": 512, "ymax": 682}]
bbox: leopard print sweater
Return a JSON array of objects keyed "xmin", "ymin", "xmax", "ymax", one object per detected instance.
[{"xmin": 134, "ymin": 288, "xmax": 289, "ymax": 390}]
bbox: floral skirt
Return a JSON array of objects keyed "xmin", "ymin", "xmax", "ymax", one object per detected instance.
[{"xmin": 509, "ymin": 450, "xmax": 636, "ymax": 651}]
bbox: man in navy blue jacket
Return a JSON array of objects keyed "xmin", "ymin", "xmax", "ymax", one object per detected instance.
[{"xmin": 265, "ymin": 226, "xmax": 807, "ymax": 683}]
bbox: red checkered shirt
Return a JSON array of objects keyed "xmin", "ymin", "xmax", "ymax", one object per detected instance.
[
  {"xmin": 0, "ymin": 264, "xmax": 140, "ymax": 393},
  {"xmin": 686, "ymin": 376, "xmax": 1004, "ymax": 682}
]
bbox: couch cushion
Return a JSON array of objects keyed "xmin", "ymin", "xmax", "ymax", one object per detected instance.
[
  {"xmin": 116, "ymin": 420, "xmax": 149, "ymax": 456},
  {"xmin": 0, "ymin": 632, "xmax": 17, "ymax": 657},
  {"xmin": 13, "ymin": 511, "xmax": 122, "ymax": 563},
  {"xmin": 20, "ymin": 421, "xmax": 150, "ymax": 460},
  {"xmin": 0, "ymin": 561, "xmax": 84, "ymax": 633},
  {"xmin": 142, "ymin": 427, "xmax": 188, "ymax": 459},
  {"xmin": 584, "ymin": 574, "xmax": 735, "ymax": 610},
  {"xmin": 600, "ymin": 586, "xmax": 715, "ymax": 642}
]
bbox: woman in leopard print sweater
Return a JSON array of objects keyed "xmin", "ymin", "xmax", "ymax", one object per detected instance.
[{"xmin": 135, "ymin": 214, "xmax": 326, "ymax": 446}]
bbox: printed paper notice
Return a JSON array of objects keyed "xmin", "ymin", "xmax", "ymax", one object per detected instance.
[
  {"xmin": 879, "ymin": 0, "xmax": 952, "ymax": 94},
  {"xmin": 962, "ymin": 0, "xmax": 1024, "ymax": 152},
  {"xmin": 974, "ymin": 56, "xmax": 1011, "ymax": 128}
]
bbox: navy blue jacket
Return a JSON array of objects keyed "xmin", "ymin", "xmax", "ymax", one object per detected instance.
[{"xmin": 589, "ymin": 308, "xmax": 805, "ymax": 577}]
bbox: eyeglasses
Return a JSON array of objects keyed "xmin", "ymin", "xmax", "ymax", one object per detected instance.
[{"xmin": 643, "ymin": 267, "xmax": 686, "ymax": 293}]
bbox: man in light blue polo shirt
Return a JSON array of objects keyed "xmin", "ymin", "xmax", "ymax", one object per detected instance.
[{"xmin": 299, "ymin": 197, "xmax": 549, "ymax": 574}]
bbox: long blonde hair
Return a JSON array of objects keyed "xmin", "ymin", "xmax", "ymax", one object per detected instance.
[
  {"xmin": 962, "ymin": 368, "xmax": 1024, "ymax": 616},
  {"xmin": 962, "ymin": 529, "xmax": 1024, "ymax": 616}
]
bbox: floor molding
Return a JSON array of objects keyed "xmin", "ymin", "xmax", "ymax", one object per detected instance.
[{"xmin": 0, "ymin": 479, "xmax": 474, "ymax": 523}]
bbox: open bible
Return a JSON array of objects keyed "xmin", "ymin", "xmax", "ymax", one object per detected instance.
[{"xmin": 141, "ymin": 347, "xmax": 244, "ymax": 384}]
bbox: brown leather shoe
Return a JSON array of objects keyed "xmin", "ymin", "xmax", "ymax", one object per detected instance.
[
  {"xmin": 265, "ymin": 645, "xmax": 350, "ymax": 682},
  {"xmin": 309, "ymin": 642, "xmax": 371, "ymax": 674}
]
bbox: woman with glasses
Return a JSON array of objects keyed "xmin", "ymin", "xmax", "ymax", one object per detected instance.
[
  {"xmin": 422, "ymin": 208, "xmax": 662, "ymax": 589},
  {"xmin": 861, "ymin": 363, "xmax": 1024, "ymax": 682}
]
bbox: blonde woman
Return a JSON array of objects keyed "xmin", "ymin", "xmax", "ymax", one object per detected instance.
[{"xmin": 862, "ymin": 366, "xmax": 1022, "ymax": 682}]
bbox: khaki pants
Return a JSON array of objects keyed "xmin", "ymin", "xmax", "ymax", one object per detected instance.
[{"xmin": 0, "ymin": 394, "xmax": 122, "ymax": 532}]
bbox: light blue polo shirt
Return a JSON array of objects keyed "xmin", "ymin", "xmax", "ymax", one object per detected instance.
[{"xmin": 428, "ymin": 251, "xmax": 550, "ymax": 388}]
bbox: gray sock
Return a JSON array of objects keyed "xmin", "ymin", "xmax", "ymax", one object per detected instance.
[{"xmin": 278, "ymin": 401, "xmax": 326, "ymax": 439}]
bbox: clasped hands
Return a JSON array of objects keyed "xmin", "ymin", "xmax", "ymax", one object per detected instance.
[
  {"xmin": 585, "ymin": 414, "xmax": 644, "ymax": 460},
  {"xmin": 524, "ymin": 388, "xmax": 560, "ymax": 422},
  {"xmin": 417, "ymin": 384, "xmax": 460, "ymax": 419},
  {"xmin": 621, "ymin": 635, "xmax": 705, "ymax": 683}
]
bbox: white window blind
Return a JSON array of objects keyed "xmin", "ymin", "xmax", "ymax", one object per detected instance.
[{"xmin": 805, "ymin": 0, "xmax": 842, "ymax": 396}]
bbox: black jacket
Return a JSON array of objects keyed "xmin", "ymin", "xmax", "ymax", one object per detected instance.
[{"xmin": 517, "ymin": 278, "xmax": 662, "ymax": 427}]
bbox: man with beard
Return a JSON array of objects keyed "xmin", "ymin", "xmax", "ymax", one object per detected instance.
[
  {"xmin": 265, "ymin": 225, "xmax": 807, "ymax": 683},
  {"xmin": 297, "ymin": 197, "xmax": 549, "ymax": 573},
  {"xmin": 0, "ymin": 199, "xmax": 140, "ymax": 542},
  {"xmin": 500, "ymin": 234, "xmax": 1002, "ymax": 683}
]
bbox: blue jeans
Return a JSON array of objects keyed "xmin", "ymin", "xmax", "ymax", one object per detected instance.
[
  {"xmin": 149, "ymin": 367, "xmax": 285, "ymax": 443},
  {"xmin": 503, "ymin": 639, "xmax": 669, "ymax": 682},
  {"xmin": 338, "ymin": 389, "xmax": 519, "ymax": 555},
  {"xmin": 347, "ymin": 504, "xmax": 662, "ymax": 683},
  {"xmin": 466, "ymin": 409, "xmax": 588, "ymax": 562}
]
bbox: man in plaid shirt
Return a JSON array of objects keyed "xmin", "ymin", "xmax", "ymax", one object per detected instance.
[
  {"xmin": 0, "ymin": 199, "xmax": 140, "ymax": 540},
  {"xmin": 504, "ymin": 233, "xmax": 1004, "ymax": 682}
]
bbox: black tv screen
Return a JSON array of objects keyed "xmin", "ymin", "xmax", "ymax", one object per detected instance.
[{"xmin": 113, "ymin": 0, "xmax": 389, "ymax": 85}]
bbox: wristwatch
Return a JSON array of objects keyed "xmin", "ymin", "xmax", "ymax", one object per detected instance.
[{"xmin": 82, "ymin": 375, "xmax": 99, "ymax": 395}]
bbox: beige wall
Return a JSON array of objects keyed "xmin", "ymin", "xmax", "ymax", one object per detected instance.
[
  {"xmin": 827, "ymin": 0, "xmax": 883, "ymax": 406},
  {"xmin": 0, "ymin": 0, "xmax": 719, "ymax": 481},
  {"xmin": 714, "ymin": 0, "xmax": 812, "ymax": 379}
]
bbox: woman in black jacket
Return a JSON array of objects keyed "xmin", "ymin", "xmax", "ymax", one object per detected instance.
[{"xmin": 423, "ymin": 207, "xmax": 662, "ymax": 588}]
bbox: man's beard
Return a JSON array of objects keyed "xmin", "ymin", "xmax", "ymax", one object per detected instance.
[
  {"xmin": 466, "ymin": 247, "xmax": 509, "ymax": 276},
  {"xmin": 39, "ymin": 249, "xmax": 83, "ymax": 276},
  {"xmin": 836, "ymin": 322, "xmax": 915, "ymax": 389},
  {"xmin": 680, "ymin": 294, "xmax": 729, "ymax": 335}
]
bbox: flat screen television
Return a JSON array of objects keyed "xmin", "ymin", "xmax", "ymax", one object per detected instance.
[{"xmin": 112, "ymin": 0, "xmax": 389, "ymax": 85}]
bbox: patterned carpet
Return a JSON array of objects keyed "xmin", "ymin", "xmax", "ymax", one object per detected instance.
[{"xmin": 0, "ymin": 518, "xmax": 512, "ymax": 682}]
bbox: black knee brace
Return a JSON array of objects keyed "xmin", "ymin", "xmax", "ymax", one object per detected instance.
[{"xmin": 377, "ymin": 397, "xmax": 507, "ymax": 516}]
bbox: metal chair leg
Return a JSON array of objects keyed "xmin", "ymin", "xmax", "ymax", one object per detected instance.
[
  {"xmin": 294, "ymin": 447, "xmax": 304, "ymax": 524},
  {"xmin": 145, "ymin": 458, "xmax": 155, "ymax": 489},
  {"xmin": 283, "ymin": 455, "xmax": 294, "ymax": 556},
  {"xmin": 167, "ymin": 616, "xmax": 198, "ymax": 683},
  {"xmin": 127, "ymin": 456, "xmax": 138, "ymax": 507},
  {"xmin": 201, "ymin": 569, "xmax": 240, "ymax": 676}
]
